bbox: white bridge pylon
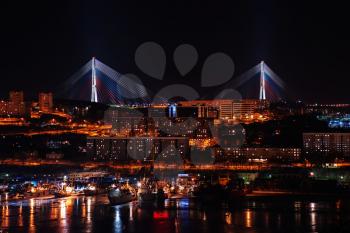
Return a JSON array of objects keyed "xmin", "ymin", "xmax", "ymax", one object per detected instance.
[
  {"xmin": 230, "ymin": 61, "xmax": 285, "ymax": 100},
  {"xmin": 59, "ymin": 57, "xmax": 149, "ymax": 104},
  {"xmin": 91, "ymin": 57, "xmax": 98, "ymax": 103}
]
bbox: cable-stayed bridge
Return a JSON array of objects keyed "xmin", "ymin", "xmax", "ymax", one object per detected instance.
[
  {"xmin": 56, "ymin": 57, "xmax": 150, "ymax": 105},
  {"xmin": 221, "ymin": 61, "xmax": 285, "ymax": 101},
  {"xmin": 57, "ymin": 58, "xmax": 285, "ymax": 104}
]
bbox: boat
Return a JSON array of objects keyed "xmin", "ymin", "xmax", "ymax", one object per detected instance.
[
  {"xmin": 54, "ymin": 186, "xmax": 79, "ymax": 198},
  {"xmin": 193, "ymin": 174, "xmax": 247, "ymax": 203},
  {"xmin": 108, "ymin": 184, "xmax": 136, "ymax": 205},
  {"xmin": 83, "ymin": 184, "xmax": 98, "ymax": 196},
  {"xmin": 137, "ymin": 181, "xmax": 156, "ymax": 202},
  {"xmin": 137, "ymin": 180, "xmax": 167, "ymax": 204}
]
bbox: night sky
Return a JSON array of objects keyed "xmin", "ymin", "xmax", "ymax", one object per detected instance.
[{"xmin": 1, "ymin": 1, "xmax": 349, "ymax": 103}]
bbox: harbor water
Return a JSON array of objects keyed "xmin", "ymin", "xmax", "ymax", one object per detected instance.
[{"xmin": 1, "ymin": 195, "xmax": 350, "ymax": 233}]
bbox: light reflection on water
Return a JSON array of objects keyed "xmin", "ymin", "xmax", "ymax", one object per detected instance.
[{"xmin": 1, "ymin": 196, "xmax": 350, "ymax": 233}]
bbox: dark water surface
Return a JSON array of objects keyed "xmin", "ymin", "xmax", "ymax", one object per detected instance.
[{"xmin": 1, "ymin": 195, "xmax": 350, "ymax": 233}]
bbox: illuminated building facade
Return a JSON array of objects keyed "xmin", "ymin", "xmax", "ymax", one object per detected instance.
[
  {"xmin": 303, "ymin": 133, "xmax": 350, "ymax": 157},
  {"xmin": 178, "ymin": 99, "xmax": 232, "ymax": 119},
  {"xmin": 232, "ymin": 99, "xmax": 267, "ymax": 120},
  {"xmin": 9, "ymin": 91, "xmax": 24, "ymax": 104},
  {"xmin": 0, "ymin": 91, "xmax": 26, "ymax": 116},
  {"xmin": 305, "ymin": 104, "xmax": 350, "ymax": 115},
  {"xmin": 0, "ymin": 101, "xmax": 8, "ymax": 115},
  {"xmin": 215, "ymin": 147, "xmax": 301, "ymax": 162},
  {"xmin": 8, "ymin": 91, "xmax": 25, "ymax": 116},
  {"xmin": 104, "ymin": 106, "xmax": 211, "ymax": 138},
  {"xmin": 178, "ymin": 99, "xmax": 269, "ymax": 123},
  {"xmin": 87, "ymin": 136, "xmax": 189, "ymax": 162},
  {"xmin": 39, "ymin": 92, "xmax": 53, "ymax": 112}
]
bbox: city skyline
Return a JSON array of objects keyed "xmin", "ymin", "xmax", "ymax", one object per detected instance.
[{"xmin": 2, "ymin": 2, "xmax": 350, "ymax": 233}]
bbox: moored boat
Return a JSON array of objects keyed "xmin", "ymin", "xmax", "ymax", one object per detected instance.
[
  {"xmin": 83, "ymin": 184, "xmax": 99, "ymax": 196},
  {"xmin": 108, "ymin": 184, "xmax": 136, "ymax": 205},
  {"xmin": 137, "ymin": 180, "xmax": 156, "ymax": 202}
]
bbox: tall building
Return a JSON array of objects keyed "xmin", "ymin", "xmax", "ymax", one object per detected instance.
[
  {"xmin": 0, "ymin": 101, "xmax": 8, "ymax": 115},
  {"xmin": 9, "ymin": 91, "xmax": 24, "ymax": 104},
  {"xmin": 7, "ymin": 91, "xmax": 25, "ymax": 115},
  {"xmin": 39, "ymin": 92, "xmax": 53, "ymax": 112},
  {"xmin": 303, "ymin": 133, "xmax": 350, "ymax": 157}
]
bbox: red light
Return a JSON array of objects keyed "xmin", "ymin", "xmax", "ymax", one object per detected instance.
[{"xmin": 153, "ymin": 211, "xmax": 169, "ymax": 219}]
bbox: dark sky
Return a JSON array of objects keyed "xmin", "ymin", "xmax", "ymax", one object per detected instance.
[{"xmin": 0, "ymin": 1, "xmax": 349, "ymax": 103}]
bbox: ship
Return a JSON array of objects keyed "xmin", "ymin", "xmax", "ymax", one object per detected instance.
[
  {"xmin": 83, "ymin": 184, "xmax": 100, "ymax": 196},
  {"xmin": 54, "ymin": 185, "xmax": 78, "ymax": 198},
  {"xmin": 137, "ymin": 180, "xmax": 156, "ymax": 202},
  {"xmin": 108, "ymin": 184, "xmax": 136, "ymax": 205},
  {"xmin": 54, "ymin": 189, "xmax": 81, "ymax": 198},
  {"xmin": 137, "ymin": 179, "xmax": 167, "ymax": 204}
]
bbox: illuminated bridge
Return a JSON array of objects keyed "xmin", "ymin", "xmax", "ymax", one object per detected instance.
[
  {"xmin": 224, "ymin": 61, "xmax": 285, "ymax": 101},
  {"xmin": 57, "ymin": 57, "xmax": 150, "ymax": 104},
  {"xmin": 58, "ymin": 58, "xmax": 285, "ymax": 104}
]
